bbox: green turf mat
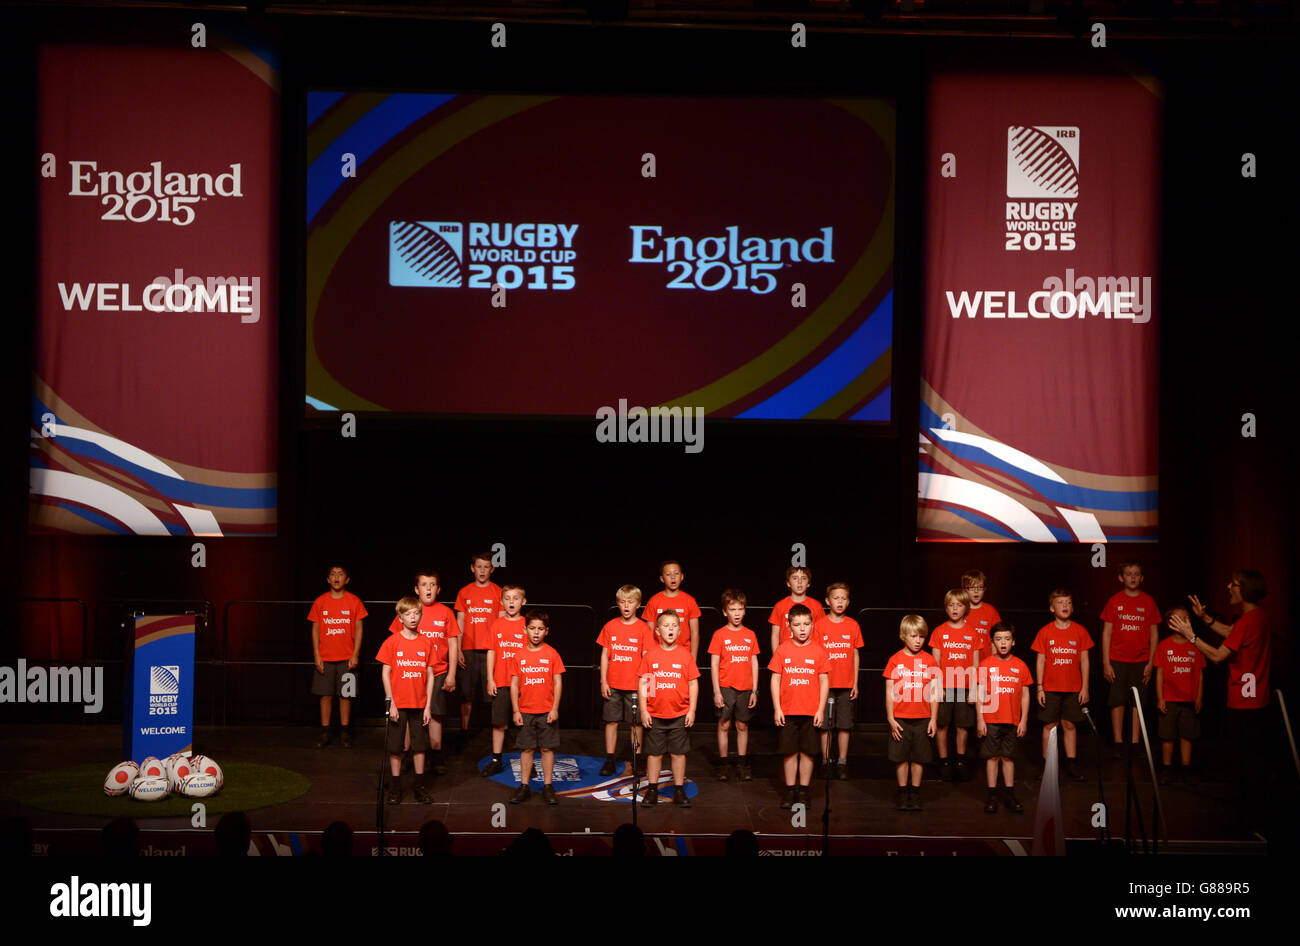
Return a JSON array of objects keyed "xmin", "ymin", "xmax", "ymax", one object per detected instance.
[{"xmin": 6, "ymin": 762, "xmax": 310, "ymax": 818}]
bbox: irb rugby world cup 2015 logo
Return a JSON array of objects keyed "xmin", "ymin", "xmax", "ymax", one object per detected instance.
[
  {"xmin": 389, "ymin": 221, "xmax": 579, "ymax": 290},
  {"xmin": 481, "ymin": 754, "xmax": 698, "ymax": 802},
  {"xmin": 1005, "ymin": 125, "xmax": 1079, "ymax": 253}
]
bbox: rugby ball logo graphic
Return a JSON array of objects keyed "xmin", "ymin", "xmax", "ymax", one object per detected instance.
[
  {"xmin": 1006, "ymin": 126, "xmax": 1079, "ymax": 198},
  {"xmin": 389, "ymin": 221, "xmax": 463, "ymax": 287}
]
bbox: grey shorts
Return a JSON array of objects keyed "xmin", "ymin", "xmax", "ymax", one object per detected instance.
[
  {"xmin": 491, "ymin": 688, "xmax": 515, "ymax": 728},
  {"xmin": 1159, "ymin": 702, "xmax": 1200, "ymax": 741},
  {"xmin": 1108, "ymin": 661, "xmax": 1147, "ymax": 707},
  {"xmin": 428, "ymin": 673, "xmax": 447, "ymax": 716},
  {"xmin": 515, "ymin": 712, "xmax": 560, "ymax": 750},
  {"xmin": 311, "ymin": 660, "xmax": 353, "ymax": 697},
  {"xmin": 603, "ymin": 688, "xmax": 640, "ymax": 724},
  {"xmin": 936, "ymin": 689, "xmax": 976, "ymax": 728},
  {"xmin": 459, "ymin": 650, "xmax": 490, "ymax": 703},
  {"xmin": 386, "ymin": 708, "xmax": 429, "ymax": 754},
  {"xmin": 980, "ymin": 723, "xmax": 1020, "ymax": 759},
  {"xmin": 818, "ymin": 688, "xmax": 855, "ymax": 730},
  {"xmin": 1040, "ymin": 691, "xmax": 1084, "ymax": 723},
  {"xmin": 644, "ymin": 715, "xmax": 690, "ymax": 756},
  {"xmin": 778, "ymin": 715, "xmax": 820, "ymax": 757},
  {"xmin": 888, "ymin": 717, "xmax": 934, "ymax": 764},
  {"xmin": 718, "ymin": 686, "xmax": 755, "ymax": 723}
]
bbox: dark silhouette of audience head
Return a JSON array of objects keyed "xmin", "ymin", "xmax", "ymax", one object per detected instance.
[
  {"xmin": 214, "ymin": 811, "xmax": 252, "ymax": 856},
  {"xmin": 419, "ymin": 818, "xmax": 453, "ymax": 856},
  {"xmin": 0, "ymin": 816, "xmax": 33, "ymax": 857},
  {"xmin": 612, "ymin": 823, "xmax": 645, "ymax": 856},
  {"xmin": 726, "ymin": 829, "xmax": 759, "ymax": 856},
  {"xmin": 102, "ymin": 817, "xmax": 139, "ymax": 856},
  {"xmin": 322, "ymin": 820, "xmax": 353, "ymax": 856},
  {"xmin": 502, "ymin": 827, "xmax": 553, "ymax": 856}
]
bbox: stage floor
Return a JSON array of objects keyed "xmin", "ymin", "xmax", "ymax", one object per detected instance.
[{"xmin": 1, "ymin": 724, "xmax": 1289, "ymax": 855}]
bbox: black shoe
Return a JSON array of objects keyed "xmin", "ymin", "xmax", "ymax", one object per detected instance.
[
  {"xmin": 1003, "ymin": 788, "xmax": 1024, "ymax": 813},
  {"xmin": 954, "ymin": 759, "xmax": 971, "ymax": 782},
  {"xmin": 835, "ymin": 761, "xmax": 849, "ymax": 781},
  {"xmin": 984, "ymin": 792, "xmax": 999, "ymax": 814},
  {"xmin": 481, "ymin": 758, "xmax": 504, "ymax": 777},
  {"xmin": 1066, "ymin": 760, "xmax": 1087, "ymax": 782},
  {"xmin": 737, "ymin": 759, "xmax": 753, "ymax": 781},
  {"xmin": 542, "ymin": 784, "xmax": 558, "ymax": 806},
  {"xmin": 781, "ymin": 787, "xmax": 797, "ymax": 810},
  {"xmin": 908, "ymin": 788, "xmax": 922, "ymax": 811},
  {"xmin": 432, "ymin": 757, "xmax": 448, "ymax": 776},
  {"xmin": 797, "ymin": 785, "xmax": 811, "ymax": 808},
  {"xmin": 937, "ymin": 758, "xmax": 953, "ymax": 781},
  {"xmin": 717, "ymin": 760, "xmax": 731, "ymax": 782},
  {"xmin": 413, "ymin": 781, "xmax": 435, "ymax": 804},
  {"xmin": 673, "ymin": 786, "xmax": 691, "ymax": 808},
  {"xmin": 895, "ymin": 787, "xmax": 909, "ymax": 811},
  {"xmin": 640, "ymin": 786, "xmax": 659, "ymax": 808},
  {"xmin": 314, "ymin": 730, "xmax": 332, "ymax": 749},
  {"xmin": 339, "ymin": 729, "xmax": 352, "ymax": 748},
  {"xmin": 818, "ymin": 759, "xmax": 832, "ymax": 780},
  {"xmin": 509, "ymin": 785, "xmax": 531, "ymax": 804},
  {"xmin": 1158, "ymin": 767, "xmax": 1179, "ymax": 786},
  {"xmin": 599, "ymin": 757, "xmax": 617, "ymax": 777},
  {"xmin": 385, "ymin": 782, "xmax": 401, "ymax": 805}
]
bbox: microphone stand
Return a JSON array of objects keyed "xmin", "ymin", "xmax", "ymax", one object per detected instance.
[
  {"xmin": 822, "ymin": 694, "xmax": 835, "ymax": 856},
  {"xmin": 1080, "ymin": 706, "xmax": 1111, "ymax": 849},
  {"xmin": 629, "ymin": 691, "xmax": 641, "ymax": 827},
  {"xmin": 377, "ymin": 697, "xmax": 391, "ymax": 856}
]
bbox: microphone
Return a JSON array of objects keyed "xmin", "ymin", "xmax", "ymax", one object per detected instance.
[
  {"xmin": 1080, "ymin": 705, "xmax": 1098, "ymax": 734},
  {"xmin": 826, "ymin": 693, "xmax": 836, "ymax": 720}
]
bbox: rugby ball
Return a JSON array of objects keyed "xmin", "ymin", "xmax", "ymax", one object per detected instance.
[
  {"xmin": 166, "ymin": 755, "xmax": 194, "ymax": 791},
  {"xmin": 189, "ymin": 755, "xmax": 223, "ymax": 790},
  {"xmin": 103, "ymin": 761, "xmax": 140, "ymax": 796},
  {"xmin": 128, "ymin": 775, "xmax": 170, "ymax": 801},
  {"xmin": 138, "ymin": 756, "xmax": 165, "ymax": 779},
  {"xmin": 178, "ymin": 772, "xmax": 219, "ymax": 798}
]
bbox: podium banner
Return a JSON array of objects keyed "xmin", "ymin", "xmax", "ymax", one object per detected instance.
[{"xmin": 127, "ymin": 615, "xmax": 195, "ymax": 762}]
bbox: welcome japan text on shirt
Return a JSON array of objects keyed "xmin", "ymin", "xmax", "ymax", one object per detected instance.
[
  {"xmin": 882, "ymin": 649, "xmax": 940, "ymax": 719},
  {"xmin": 308, "ymin": 592, "xmax": 369, "ymax": 662},
  {"xmin": 638, "ymin": 646, "xmax": 700, "ymax": 718},
  {"xmin": 1031, "ymin": 622, "xmax": 1094, "ymax": 692}
]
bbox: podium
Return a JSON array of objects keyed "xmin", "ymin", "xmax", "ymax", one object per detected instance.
[{"xmin": 124, "ymin": 614, "xmax": 195, "ymax": 762}]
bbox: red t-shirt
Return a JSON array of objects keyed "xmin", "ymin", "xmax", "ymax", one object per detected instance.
[
  {"xmin": 387, "ymin": 603, "xmax": 460, "ymax": 675},
  {"xmin": 883, "ymin": 648, "xmax": 940, "ymax": 719},
  {"xmin": 1224, "ymin": 608, "xmax": 1271, "ymax": 710},
  {"xmin": 1031, "ymin": 622, "xmax": 1094, "ymax": 692},
  {"xmin": 597, "ymin": 619, "xmax": 650, "ymax": 691},
  {"xmin": 507, "ymin": 644, "xmax": 565, "ymax": 715},
  {"xmin": 967, "ymin": 601, "xmax": 1002, "ymax": 650},
  {"xmin": 928, "ymin": 622, "xmax": 983, "ymax": 679},
  {"xmin": 375, "ymin": 633, "xmax": 431, "ymax": 709},
  {"xmin": 308, "ymin": 592, "xmax": 368, "ymax": 662},
  {"xmin": 768, "ymin": 641, "xmax": 830, "ymax": 716},
  {"xmin": 641, "ymin": 591, "xmax": 701, "ymax": 648},
  {"xmin": 768, "ymin": 596, "xmax": 827, "ymax": 644},
  {"xmin": 487, "ymin": 617, "xmax": 527, "ymax": 688},
  {"xmin": 707, "ymin": 626, "xmax": 761, "ymax": 691},
  {"xmin": 980, "ymin": 655, "xmax": 1033, "ymax": 725},
  {"xmin": 638, "ymin": 645, "xmax": 700, "ymax": 719},
  {"xmin": 1101, "ymin": 591, "xmax": 1161, "ymax": 663},
  {"xmin": 1154, "ymin": 636, "xmax": 1204, "ymax": 704},
  {"xmin": 454, "ymin": 582, "xmax": 502, "ymax": 651},
  {"xmin": 816, "ymin": 617, "xmax": 864, "ymax": 689}
]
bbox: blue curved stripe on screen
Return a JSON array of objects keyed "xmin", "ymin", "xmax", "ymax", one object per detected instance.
[
  {"xmin": 935, "ymin": 505, "xmax": 1021, "ymax": 541},
  {"xmin": 218, "ymin": 25, "xmax": 280, "ymax": 73},
  {"xmin": 307, "ymin": 91, "xmax": 346, "ymax": 125},
  {"xmin": 850, "ymin": 385, "xmax": 890, "ymax": 421},
  {"xmin": 737, "ymin": 290, "xmax": 892, "ymax": 419},
  {"xmin": 52, "ymin": 502, "xmax": 131, "ymax": 535},
  {"xmin": 919, "ymin": 402, "xmax": 1156, "ymax": 512},
  {"xmin": 306, "ymin": 93, "xmax": 456, "ymax": 225}
]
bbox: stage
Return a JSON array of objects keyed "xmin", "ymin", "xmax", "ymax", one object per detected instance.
[{"xmin": 1, "ymin": 723, "xmax": 1285, "ymax": 855}]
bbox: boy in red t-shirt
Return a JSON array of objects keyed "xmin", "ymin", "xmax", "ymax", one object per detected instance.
[
  {"xmin": 481, "ymin": 584, "xmax": 527, "ymax": 777},
  {"xmin": 454, "ymin": 552, "xmax": 503, "ymax": 745},
  {"xmin": 770, "ymin": 604, "xmax": 830, "ymax": 809},
  {"xmin": 597, "ymin": 584, "xmax": 649, "ymax": 776},
  {"xmin": 1100, "ymin": 559, "xmax": 1161, "ymax": 753},
  {"xmin": 638, "ymin": 612, "xmax": 699, "ymax": 808},
  {"xmin": 816, "ymin": 583, "xmax": 864, "ymax": 780},
  {"xmin": 641, "ymin": 560, "xmax": 701, "ymax": 663},
  {"xmin": 376, "ymin": 597, "xmax": 435, "ymax": 804},
  {"xmin": 929, "ymin": 588, "xmax": 982, "ymax": 782},
  {"xmin": 707, "ymin": 589, "xmax": 761, "ymax": 782},
  {"xmin": 768, "ymin": 565, "xmax": 827, "ymax": 655},
  {"xmin": 1032, "ymin": 589, "xmax": 1093, "ymax": 781},
  {"xmin": 884, "ymin": 615, "xmax": 939, "ymax": 811},
  {"xmin": 387, "ymin": 570, "xmax": 459, "ymax": 774},
  {"xmin": 507, "ymin": 609, "xmax": 565, "ymax": 805},
  {"xmin": 1154, "ymin": 607, "xmax": 1205, "ymax": 784},
  {"xmin": 308, "ymin": 565, "xmax": 368, "ymax": 748},
  {"xmin": 962, "ymin": 569, "xmax": 1002, "ymax": 650},
  {"xmin": 976, "ymin": 622, "xmax": 1032, "ymax": 814}
]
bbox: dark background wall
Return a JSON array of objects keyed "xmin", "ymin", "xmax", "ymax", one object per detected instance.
[{"xmin": 5, "ymin": 9, "xmax": 1295, "ymax": 729}]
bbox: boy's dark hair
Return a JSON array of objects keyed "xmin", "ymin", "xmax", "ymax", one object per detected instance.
[
  {"xmin": 1118, "ymin": 558, "xmax": 1143, "ymax": 572},
  {"xmin": 990, "ymin": 621, "xmax": 1016, "ymax": 640},
  {"xmin": 785, "ymin": 565, "xmax": 811, "ymax": 581},
  {"xmin": 787, "ymin": 603, "xmax": 813, "ymax": 624},
  {"xmin": 328, "ymin": 564, "xmax": 349, "ymax": 576},
  {"xmin": 720, "ymin": 588, "xmax": 747, "ymax": 608},
  {"xmin": 524, "ymin": 608, "xmax": 550, "ymax": 629},
  {"xmin": 322, "ymin": 820, "xmax": 354, "ymax": 856},
  {"xmin": 471, "ymin": 552, "xmax": 493, "ymax": 565},
  {"xmin": 1234, "ymin": 569, "xmax": 1267, "ymax": 603},
  {"xmin": 612, "ymin": 823, "xmax": 645, "ymax": 856},
  {"xmin": 214, "ymin": 811, "xmax": 251, "ymax": 856},
  {"xmin": 415, "ymin": 569, "xmax": 440, "ymax": 585},
  {"xmin": 419, "ymin": 819, "xmax": 453, "ymax": 856},
  {"xmin": 659, "ymin": 559, "xmax": 683, "ymax": 575},
  {"xmin": 1048, "ymin": 588, "xmax": 1072, "ymax": 607},
  {"xmin": 101, "ymin": 817, "xmax": 139, "ymax": 856},
  {"xmin": 655, "ymin": 610, "xmax": 681, "ymax": 629}
]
